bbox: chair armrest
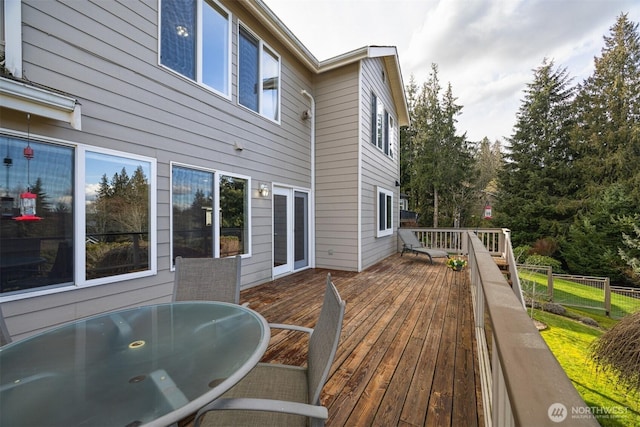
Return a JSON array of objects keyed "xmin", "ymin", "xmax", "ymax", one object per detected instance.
[
  {"xmin": 268, "ymin": 323, "xmax": 314, "ymax": 335},
  {"xmin": 194, "ymin": 397, "xmax": 328, "ymax": 426}
]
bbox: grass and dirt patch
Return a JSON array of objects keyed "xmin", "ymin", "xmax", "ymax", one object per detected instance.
[{"xmin": 530, "ymin": 307, "xmax": 640, "ymax": 426}]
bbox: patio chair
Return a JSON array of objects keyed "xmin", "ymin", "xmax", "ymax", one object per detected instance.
[
  {"xmin": 0, "ymin": 305, "xmax": 12, "ymax": 346},
  {"xmin": 398, "ymin": 229, "xmax": 449, "ymax": 264},
  {"xmin": 194, "ymin": 273, "xmax": 346, "ymax": 427},
  {"xmin": 173, "ymin": 256, "xmax": 242, "ymax": 305}
]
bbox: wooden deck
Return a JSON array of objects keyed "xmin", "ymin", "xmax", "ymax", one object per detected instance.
[{"xmin": 238, "ymin": 253, "xmax": 484, "ymax": 427}]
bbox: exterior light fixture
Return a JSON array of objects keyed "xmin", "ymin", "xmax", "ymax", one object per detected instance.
[{"xmin": 259, "ymin": 184, "xmax": 269, "ymax": 197}]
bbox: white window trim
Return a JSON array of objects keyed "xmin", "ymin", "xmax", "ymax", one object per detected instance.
[
  {"xmin": 169, "ymin": 162, "xmax": 252, "ymax": 271},
  {"xmin": 157, "ymin": 0, "xmax": 232, "ymax": 99},
  {"xmin": 371, "ymin": 92, "xmax": 396, "ymax": 159},
  {"xmin": 77, "ymin": 146, "xmax": 158, "ymax": 287},
  {"xmin": 3, "ymin": 0, "xmax": 21, "ymax": 78},
  {"xmin": 237, "ymin": 21, "xmax": 281, "ymax": 123},
  {"xmin": 376, "ymin": 186, "xmax": 394, "ymax": 238},
  {"xmin": 0, "ymin": 132, "xmax": 157, "ymax": 302}
]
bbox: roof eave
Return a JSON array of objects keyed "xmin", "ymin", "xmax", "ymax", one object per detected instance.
[{"xmin": 245, "ymin": 1, "xmax": 410, "ymax": 126}]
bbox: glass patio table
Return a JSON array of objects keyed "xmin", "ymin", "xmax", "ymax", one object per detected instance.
[{"xmin": 0, "ymin": 301, "xmax": 270, "ymax": 427}]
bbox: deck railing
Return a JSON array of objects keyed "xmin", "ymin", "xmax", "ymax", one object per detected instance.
[
  {"xmin": 410, "ymin": 227, "xmax": 506, "ymax": 256},
  {"xmin": 399, "ymin": 228, "xmax": 598, "ymax": 425},
  {"xmin": 466, "ymin": 231, "xmax": 599, "ymax": 427}
]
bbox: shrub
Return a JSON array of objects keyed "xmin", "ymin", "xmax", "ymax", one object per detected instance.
[
  {"xmin": 525, "ymin": 254, "xmax": 563, "ymax": 273},
  {"xmin": 532, "ymin": 237, "xmax": 559, "ymax": 257},
  {"xmin": 513, "ymin": 245, "xmax": 532, "ymax": 263},
  {"xmin": 580, "ymin": 317, "xmax": 600, "ymax": 328},
  {"xmin": 543, "ymin": 302, "xmax": 566, "ymax": 316}
]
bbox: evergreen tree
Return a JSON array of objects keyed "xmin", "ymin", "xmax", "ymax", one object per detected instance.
[
  {"xmin": 473, "ymin": 138, "xmax": 502, "ymax": 226},
  {"xmin": 561, "ymin": 184, "xmax": 637, "ymax": 284},
  {"xmin": 406, "ymin": 64, "xmax": 472, "ymax": 227},
  {"xmin": 399, "ymin": 75, "xmax": 419, "ymax": 211},
  {"xmin": 573, "ymin": 13, "xmax": 640, "ymax": 200},
  {"xmin": 497, "ymin": 59, "xmax": 577, "ymax": 246},
  {"xmin": 562, "ymin": 14, "xmax": 640, "ymax": 284}
]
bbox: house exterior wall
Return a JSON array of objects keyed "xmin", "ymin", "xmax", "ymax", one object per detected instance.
[
  {"xmin": 314, "ymin": 63, "xmax": 360, "ymax": 271},
  {"xmin": 0, "ymin": 0, "xmax": 314, "ymax": 339},
  {"xmin": 360, "ymin": 57, "xmax": 400, "ymax": 270},
  {"xmin": 0, "ymin": 1, "xmax": 406, "ymax": 340}
]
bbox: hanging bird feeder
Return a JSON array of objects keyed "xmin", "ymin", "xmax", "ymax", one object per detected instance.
[
  {"xmin": 15, "ymin": 190, "xmax": 41, "ymax": 221},
  {"xmin": 14, "ymin": 114, "xmax": 42, "ymax": 221},
  {"xmin": 483, "ymin": 204, "xmax": 492, "ymax": 220}
]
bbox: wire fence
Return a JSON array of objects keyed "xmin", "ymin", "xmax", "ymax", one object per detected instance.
[{"xmin": 517, "ymin": 265, "xmax": 640, "ymax": 319}]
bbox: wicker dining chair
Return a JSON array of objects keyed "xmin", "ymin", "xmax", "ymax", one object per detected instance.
[
  {"xmin": 173, "ymin": 255, "xmax": 242, "ymax": 304},
  {"xmin": 194, "ymin": 273, "xmax": 346, "ymax": 427}
]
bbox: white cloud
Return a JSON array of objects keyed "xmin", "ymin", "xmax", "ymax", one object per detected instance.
[
  {"xmin": 264, "ymin": 0, "xmax": 640, "ymax": 142},
  {"xmin": 85, "ymin": 182, "xmax": 100, "ymax": 201}
]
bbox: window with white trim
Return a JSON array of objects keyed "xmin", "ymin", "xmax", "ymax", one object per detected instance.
[
  {"xmin": 84, "ymin": 149, "xmax": 156, "ymax": 281},
  {"xmin": 238, "ymin": 25, "xmax": 280, "ymax": 121},
  {"xmin": 171, "ymin": 164, "xmax": 250, "ymax": 264},
  {"xmin": 0, "ymin": 135, "xmax": 157, "ymax": 296},
  {"xmin": 160, "ymin": 0, "xmax": 231, "ymax": 97},
  {"xmin": 371, "ymin": 92, "xmax": 395, "ymax": 158},
  {"xmin": 376, "ymin": 187, "xmax": 394, "ymax": 237}
]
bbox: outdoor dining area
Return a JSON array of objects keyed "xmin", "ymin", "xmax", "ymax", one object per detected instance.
[{"xmin": 0, "ymin": 252, "xmax": 481, "ymax": 426}]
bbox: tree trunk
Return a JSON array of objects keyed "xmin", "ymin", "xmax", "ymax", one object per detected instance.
[{"xmin": 433, "ymin": 187, "xmax": 439, "ymax": 227}]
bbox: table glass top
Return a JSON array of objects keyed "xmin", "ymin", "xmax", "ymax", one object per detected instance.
[{"xmin": 0, "ymin": 302, "xmax": 268, "ymax": 426}]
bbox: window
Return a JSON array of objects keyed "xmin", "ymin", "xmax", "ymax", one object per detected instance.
[
  {"xmin": 84, "ymin": 151, "xmax": 154, "ymax": 281},
  {"xmin": 387, "ymin": 115, "xmax": 394, "ymax": 158},
  {"xmin": 371, "ymin": 93, "xmax": 395, "ymax": 158},
  {"xmin": 376, "ymin": 187, "xmax": 394, "ymax": 237},
  {"xmin": 2, "ymin": 0, "xmax": 22, "ymax": 78},
  {"xmin": 160, "ymin": 0, "xmax": 231, "ymax": 96},
  {"xmin": 171, "ymin": 165, "xmax": 250, "ymax": 264},
  {"xmin": 0, "ymin": 135, "xmax": 156, "ymax": 296},
  {"xmin": 238, "ymin": 25, "xmax": 280, "ymax": 121}
]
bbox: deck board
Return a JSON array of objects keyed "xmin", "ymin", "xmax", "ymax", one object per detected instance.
[{"xmin": 236, "ymin": 253, "xmax": 483, "ymax": 427}]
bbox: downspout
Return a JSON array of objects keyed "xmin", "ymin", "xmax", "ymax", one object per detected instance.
[{"xmin": 301, "ymin": 89, "xmax": 316, "ymax": 268}]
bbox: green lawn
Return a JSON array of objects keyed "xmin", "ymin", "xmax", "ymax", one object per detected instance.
[
  {"xmin": 532, "ymin": 309, "xmax": 640, "ymax": 426},
  {"xmin": 519, "ymin": 270, "xmax": 639, "ymax": 319}
]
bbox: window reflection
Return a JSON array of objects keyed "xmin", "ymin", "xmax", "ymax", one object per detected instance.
[
  {"xmin": 261, "ymin": 47, "xmax": 279, "ymax": 121},
  {"xmin": 0, "ymin": 137, "xmax": 74, "ymax": 294},
  {"xmin": 172, "ymin": 167, "xmax": 214, "ymax": 258},
  {"xmin": 171, "ymin": 166, "xmax": 248, "ymax": 262},
  {"xmin": 85, "ymin": 152, "xmax": 151, "ymax": 280},
  {"xmin": 220, "ymin": 175, "xmax": 247, "ymax": 257}
]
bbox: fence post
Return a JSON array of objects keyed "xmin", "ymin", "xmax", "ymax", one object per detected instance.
[
  {"xmin": 604, "ymin": 277, "xmax": 611, "ymax": 317},
  {"xmin": 547, "ymin": 266, "xmax": 553, "ymax": 301}
]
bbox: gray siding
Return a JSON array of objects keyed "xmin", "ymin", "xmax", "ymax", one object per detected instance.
[
  {"xmin": 360, "ymin": 58, "xmax": 400, "ymax": 270},
  {"xmin": 1, "ymin": 0, "xmax": 313, "ymax": 339},
  {"xmin": 314, "ymin": 64, "xmax": 360, "ymax": 271}
]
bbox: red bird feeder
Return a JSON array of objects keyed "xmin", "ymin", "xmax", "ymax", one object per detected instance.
[{"xmin": 15, "ymin": 190, "xmax": 42, "ymax": 221}]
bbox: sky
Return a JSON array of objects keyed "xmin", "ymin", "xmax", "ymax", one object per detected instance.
[{"xmin": 263, "ymin": 0, "xmax": 640, "ymax": 143}]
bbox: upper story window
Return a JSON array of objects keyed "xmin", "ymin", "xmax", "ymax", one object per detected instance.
[
  {"xmin": 160, "ymin": 0, "xmax": 231, "ymax": 97},
  {"xmin": 238, "ymin": 25, "xmax": 280, "ymax": 122},
  {"xmin": 0, "ymin": 0, "xmax": 5, "ymax": 59},
  {"xmin": 371, "ymin": 93, "xmax": 394, "ymax": 158}
]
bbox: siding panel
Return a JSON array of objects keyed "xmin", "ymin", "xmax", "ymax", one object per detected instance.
[{"xmin": 1, "ymin": 0, "xmax": 313, "ymax": 337}]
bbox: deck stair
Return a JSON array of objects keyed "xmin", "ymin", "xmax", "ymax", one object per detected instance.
[{"xmin": 493, "ymin": 256, "xmax": 512, "ymax": 286}]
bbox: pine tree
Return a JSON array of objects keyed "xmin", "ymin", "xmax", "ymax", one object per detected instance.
[
  {"xmin": 497, "ymin": 59, "xmax": 577, "ymax": 246},
  {"xmin": 407, "ymin": 64, "xmax": 472, "ymax": 227},
  {"xmin": 562, "ymin": 14, "xmax": 640, "ymax": 284},
  {"xmin": 573, "ymin": 13, "xmax": 640, "ymax": 200}
]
